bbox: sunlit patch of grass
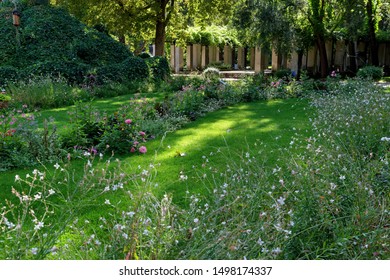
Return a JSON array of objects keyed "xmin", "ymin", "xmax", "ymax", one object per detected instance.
[{"xmin": 112, "ymin": 99, "xmax": 312, "ymax": 205}]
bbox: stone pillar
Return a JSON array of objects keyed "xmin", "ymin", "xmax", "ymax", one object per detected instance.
[
  {"xmin": 178, "ymin": 47, "xmax": 184, "ymax": 71},
  {"xmin": 170, "ymin": 45, "xmax": 184, "ymax": 73},
  {"xmin": 170, "ymin": 44, "xmax": 175, "ymax": 70},
  {"xmin": 237, "ymin": 47, "xmax": 245, "ymax": 70},
  {"xmin": 334, "ymin": 40, "xmax": 345, "ymax": 70},
  {"xmin": 250, "ymin": 47, "xmax": 255, "ymax": 70},
  {"xmin": 272, "ymin": 48, "xmax": 279, "ymax": 71},
  {"xmin": 255, "ymin": 46, "xmax": 262, "ymax": 73},
  {"xmin": 379, "ymin": 42, "xmax": 390, "ymax": 66},
  {"xmin": 209, "ymin": 46, "xmax": 217, "ymax": 64},
  {"xmin": 186, "ymin": 45, "xmax": 193, "ymax": 70},
  {"xmin": 306, "ymin": 47, "xmax": 317, "ymax": 70},
  {"xmin": 326, "ymin": 41, "xmax": 332, "ymax": 66},
  {"xmin": 254, "ymin": 46, "xmax": 269, "ymax": 73},
  {"xmin": 201, "ymin": 45, "xmax": 208, "ymax": 69},
  {"xmin": 192, "ymin": 44, "xmax": 201, "ymax": 70},
  {"xmin": 224, "ymin": 45, "xmax": 232, "ymax": 67},
  {"xmin": 287, "ymin": 51, "xmax": 299, "ymax": 75}
]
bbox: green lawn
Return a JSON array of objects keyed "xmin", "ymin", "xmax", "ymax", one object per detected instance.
[
  {"xmin": 2, "ymin": 80, "xmax": 388, "ymax": 260},
  {"xmin": 123, "ymin": 98, "xmax": 312, "ymax": 204},
  {"xmin": 0, "ymin": 96, "xmax": 312, "ymax": 207}
]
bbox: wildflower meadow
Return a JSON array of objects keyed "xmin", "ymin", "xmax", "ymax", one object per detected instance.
[{"xmin": 1, "ymin": 75, "xmax": 389, "ymax": 260}]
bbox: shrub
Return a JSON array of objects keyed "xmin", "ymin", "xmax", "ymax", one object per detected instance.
[
  {"xmin": 0, "ymin": 4, "xmax": 133, "ymax": 85},
  {"xmin": 274, "ymin": 68, "xmax": 291, "ymax": 79},
  {"xmin": 122, "ymin": 56, "xmax": 150, "ymax": 81},
  {"xmin": 94, "ymin": 63, "xmax": 126, "ymax": 85},
  {"xmin": 0, "ymin": 106, "xmax": 64, "ymax": 171},
  {"xmin": 22, "ymin": 61, "xmax": 89, "ymax": 85},
  {"xmin": 146, "ymin": 56, "xmax": 171, "ymax": 81},
  {"xmin": 0, "ymin": 4, "xmax": 18, "ymax": 66},
  {"xmin": 207, "ymin": 62, "xmax": 232, "ymax": 70},
  {"xmin": 0, "ymin": 66, "xmax": 20, "ymax": 86},
  {"xmin": 356, "ymin": 66, "xmax": 383, "ymax": 81},
  {"xmin": 93, "ymin": 57, "xmax": 149, "ymax": 85},
  {"xmin": 202, "ymin": 67, "xmax": 220, "ymax": 81},
  {"xmin": 138, "ymin": 52, "xmax": 152, "ymax": 59},
  {"xmin": 7, "ymin": 76, "xmax": 87, "ymax": 109}
]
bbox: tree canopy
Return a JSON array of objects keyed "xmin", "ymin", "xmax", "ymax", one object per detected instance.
[{"xmin": 3, "ymin": 0, "xmax": 389, "ymax": 76}]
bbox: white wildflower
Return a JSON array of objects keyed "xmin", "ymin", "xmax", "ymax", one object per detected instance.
[
  {"xmin": 34, "ymin": 221, "xmax": 44, "ymax": 231},
  {"xmin": 277, "ymin": 196, "xmax": 285, "ymax": 206},
  {"xmin": 127, "ymin": 211, "xmax": 135, "ymax": 217}
]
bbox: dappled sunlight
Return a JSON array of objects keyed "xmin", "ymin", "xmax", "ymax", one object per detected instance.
[{"xmin": 116, "ymin": 99, "xmax": 311, "ymax": 203}]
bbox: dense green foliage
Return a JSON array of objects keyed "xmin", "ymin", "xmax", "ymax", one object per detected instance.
[
  {"xmin": 184, "ymin": 25, "xmax": 240, "ymax": 47},
  {"xmin": 0, "ymin": 3, "xmax": 135, "ymax": 85},
  {"xmin": 94, "ymin": 57, "xmax": 149, "ymax": 85},
  {"xmin": 145, "ymin": 56, "xmax": 171, "ymax": 81},
  {"xmin": 0, "ymin": 78, "xmax": 388, "ymax": 260},
  {"xmin": 356, "ymin": 66, "xmax": 384, "ymax": 81}
]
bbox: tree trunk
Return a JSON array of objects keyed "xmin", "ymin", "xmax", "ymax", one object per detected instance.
[
  {"xmin": 155, "ymin": 19, "xmax": 166, "ymax": 56},
  {"xmin": 316, "ymin": 36, "xmax": 328, "ymax": 78},
  {"xmin": 154, "ymin": 0, "xmax": 172, "ymax": 57},
  {"xmin": 366, "ymin": 0, "xmax": 379, "ymax": 65},
  {"xmin": 348, "ymin": 41, "xmax": 357, "ymax": 73},
  {"xmin": 297, "ymin": 50, "xmax": 303, "ymax": 80}
]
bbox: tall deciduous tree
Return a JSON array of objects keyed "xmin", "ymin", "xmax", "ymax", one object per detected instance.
[
  {"xmin": 53, "ymin": 0, "xmax": 239, "ymax": 56},
  {"xmin": 365, "ymin": 0, "xmax": 380, "ymax": 65}
]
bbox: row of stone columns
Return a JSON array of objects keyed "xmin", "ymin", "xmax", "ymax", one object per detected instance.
[
  {"xmin": 169, "ymin": 41, "xmax": 390, "ymax": 74},
  {"xmin": 170, "ymin": 44, "xmax": 272, "ymax": 73},
  {"xmin": 169, "ymin": 44, "xmax": 316, "ymax": 75}
]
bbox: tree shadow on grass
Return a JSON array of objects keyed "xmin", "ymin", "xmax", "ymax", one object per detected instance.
[{"xmin": 118, "ymin": 98, "xmax": 313, "ymax": 206}]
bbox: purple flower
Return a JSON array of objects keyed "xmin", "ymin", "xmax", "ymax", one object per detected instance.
[
  {"xmin": 139, "ymin": 146, "xmax": 147, "ymax": 154},
  {"xmin": 125, "ymin": 119, "xmax": 132, "ymax": 124}
]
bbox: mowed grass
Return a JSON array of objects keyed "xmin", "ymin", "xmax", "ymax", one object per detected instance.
[
  {"xmin": 0, "ymin": 95, "xmax": 312, "ymax": 218},
  {"xmin": 124, "ymin": 98, "xmax": 312, "ymax": 204},
  {"xmin": 34, "ymin": 91, "xmax": 168, "ymax": 130}
]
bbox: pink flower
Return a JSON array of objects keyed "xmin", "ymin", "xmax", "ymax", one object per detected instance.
[
  {"xmin": 133, "ymin": 141, "xmax": 139, "ymax": 146},
  {"xmin": 130, "ymin": 147, "xmax": 136, "ymax": 153},
  {"xmin": 139, "ymin": 146, "xmax": 147, "ymax": 154},
  {"xmin": 139, "ymin": 131, "xmax": 146, "ymax": 136},
  {"xmin": 125, "ymin": 119, "xmax": 132, "ymax": 124}
]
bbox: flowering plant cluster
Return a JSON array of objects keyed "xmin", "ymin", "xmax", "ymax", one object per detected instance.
[
  {"xmin": 0, "ymin": 88, "xmax": 11, "ymax": 99},
  {"xmin": 97, "ymin": 112, "xmax": 149, "ymax": 155},
  {"xmin": 0, "ymin": 79, "xmax": 389, "ymax": 260}
]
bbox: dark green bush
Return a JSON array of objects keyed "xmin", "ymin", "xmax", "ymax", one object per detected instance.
[
  {"xmin": 138, "ymin": 52, "xmax": 152, "ymax": 59},
  {"xmin": 94, "ymin": 63, "xmax": 126, "ymax": 85},
  {"xmin": 122, "ymin": 57, "xmax": 150, "ymax": 81},
  {"xmin": 22, "ymin": 61, "xmax": 89, "ymax": 84},
  {"xmin": 0, "ymin": 66, "xmax": 19, "ymax": 86},
  {"xmin": 16, "ymin": 5, "xmax": 132, "ymax": 68},
  {"xmin": 0, "ymin": 4, "xmax": 133, "ymax": 85},
  {"xmin": 207, "ymin": 62, "xmax": 232, "ymax": 70},
  {"xmin": 356, "ymin": 66, "xmax": 383, "ymax": 81},
  {"xmin": 94, "ymin": 57, "xmax": 149, "ymax": 85},
  {"xmin": 274, "ymin": 68, "xmax": 291, "ymax": 79},
  {"xmin": 146, "ymin": 56, "xmax": 171, "ymax": 81},
  {"xmin": 202, "ymin": 67, "xmax": 220, "ymax": 80}
]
